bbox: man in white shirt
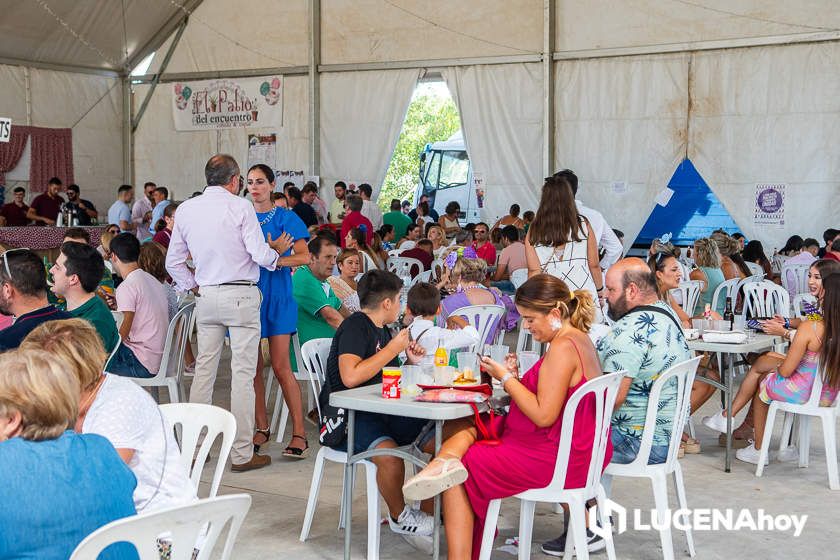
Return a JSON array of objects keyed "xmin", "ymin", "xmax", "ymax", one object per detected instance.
[
  {"xmin": 165, "ymin": 154, "xmax": 290, "ymax": 472},
  {"xmin": 554, "ymin": 169, "xmax": 623, "ymax": 270},
  {"xmin": 358, "ymin": 183, "xmax": 383, "ymax": 230},
  {"xmin": 131, "ymin": 182, "xmax": 156, "ymax": 241}
]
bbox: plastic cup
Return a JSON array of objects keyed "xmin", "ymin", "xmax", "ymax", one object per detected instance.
[
  {"xmin": 488, "ymin": 344, "xmax": 509, "ymax": 364},
  {"xmin": 401, "ymin": 365, "xmax": 422, "ymax": 395},
  {"xmin": 518, "ymin": 351, "xmax": 540, "ymax": 374},
  {"xmin": 456, "ymin": 353, "xmax": 479, "ymax": 381},
  {"xmin": 691, "ymin": 319, "xmax": 707, "ymax": 334},
  {"xmin": 433, "ymin": 365, "xmax": 455, "ymax": 385},
  {"xmin": 733, "ymin": 316, "xmax": 746, "ymax": 332}
]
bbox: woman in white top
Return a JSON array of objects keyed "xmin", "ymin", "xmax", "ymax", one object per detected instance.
[
  {"xmin": 438, "ymin": 201, "xmax": 461, "ymax": 239},
  {"xmin": 21, "ymin": 319, "xmax": 196, "ymax": 513},
  {"xmin": 328, "ymin": 248, "xmax": 362, "ymax": 312},
  {"xmin": 524, "ymin": 174, "xmax": 604, "ymax": 322}
]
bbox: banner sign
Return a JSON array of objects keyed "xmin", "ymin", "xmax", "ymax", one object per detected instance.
[
  {"xmin": 172, "ymin": 77, "xmax": 282, "ymax": 131},
  {"xmin": 247, "ymin": 134, "xmax": 277, "ymax": 171},
  {"xmin": 754, "ymin": 183, "xmax": 785, "ymax": 227},
  {"xmin": 276, "ymin": 170, "xmax": 305, "ymax": 191},
  {"xmin": 0, "ymin": 118, "xmax": 10, "ymax": 143},
  {"xmin": 473, "ymin": 172, "xmax": 485, "ymax": 209}
]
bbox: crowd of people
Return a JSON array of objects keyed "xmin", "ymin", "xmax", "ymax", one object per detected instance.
[{"xmin": 1, "ymin": 155, "xmax": 838, "ymax": 560}]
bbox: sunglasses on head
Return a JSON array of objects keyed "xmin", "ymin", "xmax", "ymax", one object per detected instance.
[{"xmin": 2, "ymin": 248, "xmax": 31, "ymax": 282}]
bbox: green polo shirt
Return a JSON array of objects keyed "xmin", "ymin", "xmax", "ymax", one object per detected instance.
[
  {"xmin": 383, "ymin": 210, "xmax": 412, "ymax": 241},
  {"xmin": 292, "ymin": 266, "xmax": 342, "ymax": 344},
  {"xmin": 70, "ymin": 294, "xmax": 119, "ymax": 353}
]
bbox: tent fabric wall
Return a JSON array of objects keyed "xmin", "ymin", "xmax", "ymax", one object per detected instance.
[
  {"xmin": 554, "ymin": 54, "xmax": 689, "ymax": 249},
  {"xmin": 442, "ymin": 63, "xmax": 543, "ymax": 224},
  {"xmin": 689, "ymin": 42, "xmax": 840, "ymax": 251},
  {"xmin": 319, "ymin": 68, "xmax": 421, "ymax": 202},
  {"xmin": 0, "ymin": 64, "xmax": 123, "ymax": 212},
  {"xmin": 134, "ymin": 76, "xmax": 309, "ymax": 200}
]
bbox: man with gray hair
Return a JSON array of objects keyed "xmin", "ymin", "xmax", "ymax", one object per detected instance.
[{"xmin": 166, "ymin": 154, "xmax": 291, "ymax": 472}]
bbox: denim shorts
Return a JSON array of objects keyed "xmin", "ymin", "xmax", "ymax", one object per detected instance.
[
  {"xmin": 610, "ymin": 430, "xmax": 669, "ymax": 465},
  {"xmin": 334, "ymin": 411, "xmax": 430, "ymax": 455},
  {"xmin": 106, "ymin": 343, "xmax": 154, "ymax": 379}
]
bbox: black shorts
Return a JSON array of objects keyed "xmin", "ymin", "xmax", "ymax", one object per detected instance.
[{"xmin": 335, "ymin": 412, "xmax": 429, "ymax": 455}]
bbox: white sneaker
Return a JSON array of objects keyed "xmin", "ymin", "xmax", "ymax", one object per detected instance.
[
  {"xmin": 702, "ymin": 411, "xmax": 728, "ymax": 433},
  {"xmin": 736, "ymin": 442, "xmax": 769, "ymax": 465},
  {"xmin": 388, "ymin": 506, "xmax": 434, "ymax": 536},
  {"xmin": 776, "ymin": 445, "xmax": 799, "ymax": 462}
]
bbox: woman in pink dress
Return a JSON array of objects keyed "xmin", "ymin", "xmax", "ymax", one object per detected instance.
[{"xmin": 402, "ymin": 274, "xmax": 611, "ymax": 560}]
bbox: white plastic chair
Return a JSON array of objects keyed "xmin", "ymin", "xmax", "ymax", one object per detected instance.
[
  {"xmin": 793, "ymin": 293, "xmax": 817, "ymax": 317},
  {"xmin": 431, "ymin": 258, "xmax": 445, "ymax": 282},
  {"xmin": 387, "ymin": 256, "xmax": 423, "ymax": 278},
  {"xmin": 478, "ymin": 372, "xmax": 625, "ymax": 560},
  {"xmin": 781, "ymin": 263, "xmax": 811, "ymax": 298},
  {"xmin": 409, "ymin": 268, "xmax": 434, "ymax": 286},
  {"xmin": 111, "ymin": 310, "xmax": 124, "ymax": 329},
  {"xmin": 510, "ymin": 268, "xmax": 529, "ymax": 289},
  {"xmin": 742, "ymin": 280, "xmax": 791, "ymax": 319},
  {"xmin": 103, "ymin": 333, "xmax": 123, "ymax": 373},
  {"xmin": 159, "ymin": 403, "xmax": 236, "ymax": 498},
  {"xmin": 297, "ymin": 338, "xmax": 381, "ymax": 560},
  {"xmin": 603, "ymin": 356, "xmax": 702, "ymax": 560},
  {"xmin": 359, "ymin": 250, "xmax": 378, "ymax": 273},
  {"xmin": 266, "ymin": 333, "xmax": 317, "ymax": 443},
  {"xmin": 449, "ymin": 304, "xmax": 505, "ymax": 350},
  {"xmin": 771, "ymin": 253, "xmax": 788, "ymax": 274},
  {"xmin": 709, "ymin": 277, "xmax": 741, "ymax": 316},
  {"xmin": 70, "ymin": 494, "xmax": 251, "ymax": 560},
  {"xmin": 668, "ymin": 280, "xmax": 703, "ymax": 316},
  {"xmin": 745, "ymin": 261, "xmax": 764, "ymax": 276},
  {"xmin": 756, "ymin": 363, "xmax": 840, "ymax": 489},
  {"xmin": 131, "ymin": 302, "xmax": 195, "ymax": 403},
  {"xmin": 676, "ymin": 261, "xmax": 692, "ymax": 284}
]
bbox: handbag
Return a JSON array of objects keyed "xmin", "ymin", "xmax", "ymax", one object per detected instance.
[{"xmin": 414, "ymin": 385, "xmax": 502, "ymax": 446}]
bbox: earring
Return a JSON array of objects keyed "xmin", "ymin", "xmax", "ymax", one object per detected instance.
[{"xmin": 550, "ymin": 318, "xmax": 563, "ymax": 331}]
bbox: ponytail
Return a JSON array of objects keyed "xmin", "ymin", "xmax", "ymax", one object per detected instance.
[{"xmin": 568, "ymin": 289, "xmax": 595, "ymax": 333}]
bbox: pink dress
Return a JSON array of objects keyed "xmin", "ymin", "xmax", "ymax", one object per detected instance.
[{"xmin": 461, "ymin": 340, "xmax": 612, "ymax": 559}]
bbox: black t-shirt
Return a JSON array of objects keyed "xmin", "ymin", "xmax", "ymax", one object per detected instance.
[
  {"xmin": 0, "ymin": 305, "xmax": 72, "ymax": 351},
  {"xmin": 292, "ymin": 202, "xmax": 318, "ymax": 228},
  {"xmin": 66, "ymin": 199, "xmax": 97, "ymax": 225},
  {"xmin": 324, "ymin": 311, "xmax": 398, "ymax": 393}
]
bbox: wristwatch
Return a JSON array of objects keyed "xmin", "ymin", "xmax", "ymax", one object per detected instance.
[{"xmin": 499, "ymin": 372, "xmax": 515, "ymax": 387}]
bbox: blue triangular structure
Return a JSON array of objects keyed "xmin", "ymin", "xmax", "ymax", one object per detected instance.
[{"xmin": 634, "ymin": 158, "xmax": 741, "ymax": 247}]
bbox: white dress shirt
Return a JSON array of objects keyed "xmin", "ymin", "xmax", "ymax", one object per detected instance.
[
  {"xmin": 131, "ymin": 197, "xmax": 153, "ymax": 239},
  {"xmin": 361, "ymin": 199, "xmax": 383, "ymax": 230},
  {"xmin": 407, "ymin": 317, "xmax": 480, "ymax": 367},
  {"xmin": 165, "ymin": 186, "xmax": 277, "ymax": 291},
  {"xmin": 576, "ymin": 200, "xmax": 623, "ymax": 270}
]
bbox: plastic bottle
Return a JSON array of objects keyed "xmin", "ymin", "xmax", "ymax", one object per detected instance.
[{"xmin": 433, "ymin": 337, "xmax": 448, "ymax": 368}]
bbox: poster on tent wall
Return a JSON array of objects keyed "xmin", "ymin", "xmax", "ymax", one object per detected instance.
[
  {"xmin": 276, "ymin": 170, "xmax": 305, "ymax": 191},
  {"xmin": 754, "ymin": 183, "xmax": 786, "ymax": 227},
  {"xmin": 473, "ymin": 173, "xmax": 485, "ymax": 209},
  {"xmin": 172, "ymin": 76, "xmax": 283, "ymax": 131},
  {"xmin": 247, "ymin": 134, "xmax": 277, "ymax": 171}
]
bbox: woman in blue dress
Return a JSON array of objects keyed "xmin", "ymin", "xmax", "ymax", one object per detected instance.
[{"xmin": 247, "ymin": 164, "xmax": 311, "ymax": 458}]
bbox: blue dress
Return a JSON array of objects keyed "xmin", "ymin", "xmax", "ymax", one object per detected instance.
[{"xmin": 256, "ymin": 206, "xmax": 310, "ymax": 337}]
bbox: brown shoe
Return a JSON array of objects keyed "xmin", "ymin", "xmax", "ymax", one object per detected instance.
[{"xmin": 231, "ymin": 453, "xmax": 272, "ymax": 472}]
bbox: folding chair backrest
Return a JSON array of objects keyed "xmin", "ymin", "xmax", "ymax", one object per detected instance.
[
  {"xmin": 710, "ymin": 277, "xmax": 741, "ymax": 315},
  {"xmin": 743, "ymin": 281, "xmax": 791, "ymax": 318},
  {"xmin": 70, "ymin": 494, "xmax": 251, "ymax": 560},
  {"xmin": 781, "ymin": 263, "xmax": 811, "ymax": 297},
  {"xmin": 669, "ymin": 280, "xmax": 703, "ymax": 316},
  {"xmin": 159, "ymin": 403, "xmax": 236, "ymax": 498},
  {"xmin": 450, "ymin": 304, "xmax": 505, "ymax": 348},
  {"xmin": 745, "ymin": 261, "xmax": 764, "ymax": 276},
  {"xmin": 158, "ymin": 302, "xmax": 195, "ymax": 378},
  {"xmin": 510, "ymin": 268, "xmax": 529, "ymax": 289},
  {"xmin": 388, "ymin": 256, "xmax": 423, "ymax": 278}
]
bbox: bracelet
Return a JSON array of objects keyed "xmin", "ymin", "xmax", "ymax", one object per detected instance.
[
  {"xmin": 499, "ymin": 372, "xmax": 515, "ymax": 387},
  {"xmin": 784, "ymin": 318, "xmax": 791, "ymax": 329},
  {"xmin": 596, "ymin": 286, "xmax": 604, "ymax": 292}
]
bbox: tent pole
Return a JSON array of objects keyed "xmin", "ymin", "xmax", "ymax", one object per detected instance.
[
  {"xmin": 309, "ymin": 0, "xmax": 321, "ymax": 177},
  {"xmin": 122, "ymin": 75, "xmax": 133, "ymax": 186},
  {"xmin": 132, "ymin": 18, "xmax": 189, "ymax": 133},
  {"xmin": 542, "ymin": 0, "xmax": 555, "ymax": 177}
]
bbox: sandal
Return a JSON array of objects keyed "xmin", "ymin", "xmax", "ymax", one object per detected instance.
[
  {"xmin": 253, "ymin": 427, "xmax": 271, "ymax": 454},
  {"xmin": 402, "ymin": 456, "xmax": 468, "ymax": 502},
  {"xmin": 282, "ymin": 434, "xmax": 310, "ymax": 459}
]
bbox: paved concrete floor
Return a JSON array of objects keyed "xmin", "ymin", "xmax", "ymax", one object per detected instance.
[{"xmin": 181, "ymin": 345, "xmax": 838, "ymax": 560}]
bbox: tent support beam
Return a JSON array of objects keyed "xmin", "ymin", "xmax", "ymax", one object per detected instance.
[
  {"xmin": 309, "ymin": 0, "xmax": 321, "ymax": 176},
  {"xmin": 542, "ymin": 0, "xmax": 555, "ymax": 177},
  {"xmin": 122, "ymin": 76, "xmax": 133, "ymax": 185},
  {"xmin": 132, "ymin": 18, "xmax": 188, "ymax": 133},
  {"xmin": 0, "ymin": 56, "xmax": 119, "ymax": 78},
  {"xmin": 318, "ymin": 54, "xmax": 541, "ymax": 73},
  {"xmin": 132, "ymin": 66, "xmax": 308, "ymax": 83},
  {"xmin": 127, "ymin": 0, "xmax": 204, "ymax": 71}
]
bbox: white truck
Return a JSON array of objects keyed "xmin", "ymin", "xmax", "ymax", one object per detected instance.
[{"xmin": 416, "ymin": 131, "xmax": 481, "ymax": 224}]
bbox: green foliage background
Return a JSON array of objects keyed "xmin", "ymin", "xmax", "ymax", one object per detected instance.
[{"xmin": 377, "ymin": 89, "xmax": 461, "ymax": 209}]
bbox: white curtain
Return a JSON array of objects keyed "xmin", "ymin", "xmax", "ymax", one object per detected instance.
[
  {"xmin": 442, "ymin": 63, "xmax": 543, "ymax": 224},
  {"xmin": 689, "ymin": 42, "xmax": 840, "ymax": 251},
  {"xmin": 319, "ymin": 69, "xmax": 420, "ymax": 202},
  {"xmin": 553, "ymin": 53, "xmax": 689, "ymax": 248}
]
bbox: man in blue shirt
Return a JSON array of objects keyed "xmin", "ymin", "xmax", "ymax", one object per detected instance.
[
  {"xmin": 148, "ymin": 186, "xmax": 171, "ymax": 234},
  {"xmin": 107, "ymin": 184, "xmax": 135, "ymax": 233},
  {"xmin": 0, "ymin": 249, "xmax": 71, "ymax": 350}
]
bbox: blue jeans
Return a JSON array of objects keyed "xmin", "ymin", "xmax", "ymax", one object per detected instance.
[
  {"xmin": 610, "ymin": 430, "xmax": 669, "ymax": 465},
  {"xmin": 106, "ymin": 343, "xmax": 154, "ymax": 379},
  {"xmin": 490, "ymin": 280, "xmax": 516, "ymax": 294}
]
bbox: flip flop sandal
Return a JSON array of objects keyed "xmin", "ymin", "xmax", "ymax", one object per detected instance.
[
  {"xmin": 402, "ymin": 457, "xmax": 468, "ymax": 502},
  {"xmin": 282, "ymin": 434, "xmax": 310, "ymax": 459},
  {"xmin": 253, "ymin": 428, "xmax": 271, "ymax": 454}
]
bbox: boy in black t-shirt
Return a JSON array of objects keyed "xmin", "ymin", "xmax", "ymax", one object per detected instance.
[{"xmin": 322, "ymin": 269, "xmax": 434, "ymax": 539}]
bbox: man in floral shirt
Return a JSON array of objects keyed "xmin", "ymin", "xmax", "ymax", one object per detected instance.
[{"xmin": 597, "ymin": 258, "xmax": 691, "ymax": 464}]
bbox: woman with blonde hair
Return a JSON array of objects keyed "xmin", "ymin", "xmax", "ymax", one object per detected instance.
[
  {"xmin": 402, "ymin": 274, "xmax": 609, "ymax": 560},
  {"xmin": 0, "ymin": 348, "xmax": 137, "ymax": 559},
  {"xmin": 427, "ymin": 223, "xmax": 449, "ymax": 257},
  {"xmin": 711, "ymin": 231, "xmax": 749, "ymax": 280},
  {"xmin": 328, "ymin": 248, "xmax": 362, "ymax": 312},
  {"xmin": 689, "ymin": 237, "xmax": 726, "ymax": 315},
  {"xmin": 20, "ymin": 319, "xmax": 195, "ymax": 513},
  {"xmin": 439, "ymin": 254, "xmax": 519, "ymax": 345}
]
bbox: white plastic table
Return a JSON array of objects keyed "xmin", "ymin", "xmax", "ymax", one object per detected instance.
[
  {"xmin": 330, "ymin": 385, "xmax": 480, "ymax": 560},
  {"xmin": 688, "ymin": 333, "xmax": 783, "ymax": 471}
]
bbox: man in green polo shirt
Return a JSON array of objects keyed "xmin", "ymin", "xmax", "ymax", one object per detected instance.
[
  {"xmin": 49, "ymin": 241, "xmax": 151, "ymax": 378},
  {"xmin": 292, "ymin": 236, "xmax": 351, "ymax": 347},
  {"xmin": 383, "ymin": 198, "xmax": 412, "ymax": 242}
]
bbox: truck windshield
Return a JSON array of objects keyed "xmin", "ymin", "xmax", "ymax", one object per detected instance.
[{"xmin": 438, "ymin": 151, "xmax": 469, "ymax": 189}]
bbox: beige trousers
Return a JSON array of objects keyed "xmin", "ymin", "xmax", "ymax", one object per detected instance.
[{"xmin": 189, "ymin": 284, "xmax": 261, "ymax": 465}]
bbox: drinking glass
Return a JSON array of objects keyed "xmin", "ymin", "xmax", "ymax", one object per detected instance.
[
  {"xmin": 456, "ymin": 353, "xmax": 479, "ymax": 379},
  {"xmin": 488, "ymin": 344, "xmax": 509, "ymax": 364},
  {"xmin": 733, "ymin": 316, "xmax": 746, "ymax": 332}
]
